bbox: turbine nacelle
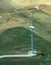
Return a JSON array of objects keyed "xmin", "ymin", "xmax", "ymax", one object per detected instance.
[{"xmin": 29, "ymin": 25, "xmax": 35, "ymax": 29}]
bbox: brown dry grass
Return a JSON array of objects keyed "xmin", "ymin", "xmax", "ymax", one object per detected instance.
[
  {"xmin": 39, "ymin": 4, "xmax": 51, "ymax": 15},
  {"xmin": 0, "ymin": 17, "xmax": 29, "ymax": 33}
]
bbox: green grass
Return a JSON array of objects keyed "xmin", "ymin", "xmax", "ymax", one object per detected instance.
[{"xmin": 32, "ymin": 9, "xmax": 51, "ymax": 41}]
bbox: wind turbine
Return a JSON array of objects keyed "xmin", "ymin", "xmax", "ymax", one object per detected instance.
[
  {"xmin": 0, "ymin": 12, "xmax": 37, "ymax": 59},
  {"xmin": 28, "ymin": 13, "xmax": 36, "ymax": 54}
]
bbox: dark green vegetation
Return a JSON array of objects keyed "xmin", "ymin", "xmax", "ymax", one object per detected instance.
[
  {"xmin": 0, "ymin": 27, "xmax": 51, "ymax": 65},
  {"xmin": 0, "ymin": 7, "xmax": 51, "ymax": 65}
]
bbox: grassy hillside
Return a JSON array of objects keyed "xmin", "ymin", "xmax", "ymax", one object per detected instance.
[
  {"xmin": 0, "ymin": 8, "xmax": 51, "ymax": 41},
  {"xmin": 0, "ymin": 6, "xmax": 51, "ymax": 65}
]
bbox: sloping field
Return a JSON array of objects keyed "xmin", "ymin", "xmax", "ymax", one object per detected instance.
[
  {"xmin": 0, "ymin": 5, "xmax": 51, "ymax": 65},
  {"xmin": 39, "ymin": 5, "xmax": 51, "ymax": 15}
]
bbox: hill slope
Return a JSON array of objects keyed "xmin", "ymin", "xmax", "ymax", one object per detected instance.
[
  {"xmin": 0, "ymin": 8, "xmax": 51, "ymax": 41},
  {"xmin": 0, "ymin": 4, "xmax": 51, "ymax": 65}
]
